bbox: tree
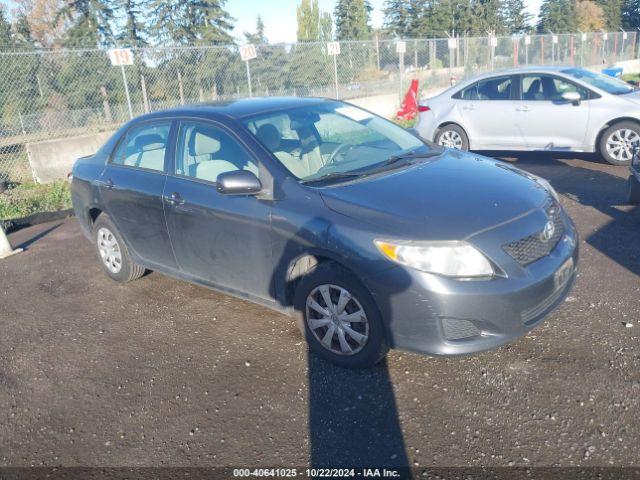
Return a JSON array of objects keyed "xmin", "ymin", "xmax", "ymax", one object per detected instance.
[
  {"xmin": 334, "ymin": 0, "xmax": 371, "ymax": 40},
  {"xmin": 595, "ymin": 0, "xmax": 622, "ymax": 30},
  {"xmin": 382, "ymin": 0, "xmax": 411, "ymax": 36},
  {"xmin": 500, "ymin": 0, "xmax": 532, "ymax": 34},
  {"xmin": 622, "ymin": 0, "xmax": 640, "ymax": 29},
  {"xmin": 14, "ymin": 0, "xmax": 67, "ymax": 48},
  {"xmin": 0, "ymin": 6, "xmax": 13, "ymax": 49},
  {"xmin": 537, "ymin": 0, "xmax": 576, "ymax": 33},
  {"xmin": 296, "ymin": 0, "xmax": 319, "ymax": 41},
  {"xmin": 244, "ymin": 15, "xmax": 267, "ymax": 44},
  {"xmin": 575, "ymin": 1, "xmax": 605, "ymax": 31},
  {"xmin": 57, "ymin": 0, "xmax": 116, "ymax": 47},
  {"xmin": 320, "ymin": 11, "xmax": 333, "ymax": 42},
  {"xmin": 118, "ymin": 0, "xmax": 148, "ymax": 46},
  {"xmin": 472, "ymin": 0, "xmax": 505, "ymax": 34},
  {"xmin": 150, "ymin": 0, "xmax": 235, "ymax": 46}
]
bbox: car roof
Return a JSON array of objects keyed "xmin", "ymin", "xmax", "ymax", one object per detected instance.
[{"xmin": 136, "ymin": 96, "xmax": 330, "ymax": 122}]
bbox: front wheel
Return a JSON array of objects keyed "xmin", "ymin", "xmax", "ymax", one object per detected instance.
[
  {"xmin": 627, "ymin": 175, "xmax": 640, "ymax": 205},
  {"xmin": 599, "ymin": 122, "xmax": 640, "ymax": 166},
  {"xmin": 435, "ymin": 124, "xmax": 469, "ymax": 151},
  {"xmin": 294, "ymin": 262, "xmax": 388, "ymax": 368}
]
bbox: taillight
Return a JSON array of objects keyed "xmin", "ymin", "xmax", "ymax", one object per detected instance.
[{"xmin": 418, "ymin": 105, "xmax": 430, "ymax": 112}]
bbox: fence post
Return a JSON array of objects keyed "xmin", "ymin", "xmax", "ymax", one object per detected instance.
[
  {"xmin": 140, "ymin": 74, "xmax": 150, "ymax": 113},
  {"xmin": 178, "ymin": 71, "xmax": 185, "ymax": 105},
  {"xmin": 333, "ymin": 52, "xmax": 339, "ymax": 100},
  {"xmin": 100, "ymin": 86, "xmax": 112, "ymax": 123},
  {"xmin": 540, "ymin": 36, "xmax": 544, "ymax": 65},
  {"xmin": 374, "ymin": 33, "xmax": 380, "ymax": 71}
]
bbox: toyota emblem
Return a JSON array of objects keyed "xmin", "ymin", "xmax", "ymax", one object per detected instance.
[{"xmin": 539, "ymin": 220, "xmax": 555, "ymax": 243}]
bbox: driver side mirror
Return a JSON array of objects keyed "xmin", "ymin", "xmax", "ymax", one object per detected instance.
[
  {"xmin": 216, "ymin": 170, "xmax": 262, "ymax": 195},
  {"xmin": 561, "ymin": 91, "xmax": 581, "ymax": 105}
]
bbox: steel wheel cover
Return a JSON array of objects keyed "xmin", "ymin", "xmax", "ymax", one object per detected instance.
[{"xmin": 305, "ymin": 284, "xmax": 369, "ymax": 356}]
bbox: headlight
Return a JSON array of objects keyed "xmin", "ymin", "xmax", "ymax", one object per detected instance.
[
  {"xmin": 374, "ymin": 240, "xmax": 494, "ymax": 278},
  {"xmin": 534, "ymin": 176, "xmax": 560, "ymax": 202}
]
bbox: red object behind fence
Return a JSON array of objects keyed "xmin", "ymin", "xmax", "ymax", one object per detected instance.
[{"xmin": 396, "ymin": 79, "xmax": 419, "ymax": 120}]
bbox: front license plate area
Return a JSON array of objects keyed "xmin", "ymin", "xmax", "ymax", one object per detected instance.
[{"xmin": 554, "ymin": 257, "xmax": 574, "ymax": 290}]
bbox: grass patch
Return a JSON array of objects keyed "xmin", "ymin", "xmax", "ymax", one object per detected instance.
[
  {"xmin": 622, "ymin": 73, "xmax": 639, "ymax": 84},
  {"xmin": 0, "ymin": 181, "xmax": 72, "ymax": 220}
]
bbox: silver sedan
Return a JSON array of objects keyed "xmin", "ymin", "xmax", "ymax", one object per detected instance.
[{"xmin": 416, "ymin": 66, "xmax": 640, "ymax": 165}]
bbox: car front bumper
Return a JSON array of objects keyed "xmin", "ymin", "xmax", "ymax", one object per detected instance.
[{"xmin": 362, "ymin": 215, "xmax": 579, "ymax": 357}]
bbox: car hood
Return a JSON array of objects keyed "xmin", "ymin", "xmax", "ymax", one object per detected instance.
[
  {"xmin": 623, "ymin": 89, "xmax": 640, "ymax": 104},
  {"xmin": 320, "ymin": 150, "xmax": 552, "ymax": 240}
]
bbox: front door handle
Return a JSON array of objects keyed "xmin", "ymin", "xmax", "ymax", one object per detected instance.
[
  {"xmin": 516, "ymin": 105, "xmax": 530, "ymax": 112},
  {"xmin": 462, "ymin": 104, "xmax": 475, "ymax": 111},
  {"xmin": 164, "ymin": 192, "xmax": 185, "ymax": 206}
]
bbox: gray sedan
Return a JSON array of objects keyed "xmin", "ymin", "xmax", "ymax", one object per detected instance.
[
  {"xmin": 71, "ymin": 97, "xmax": 578, "ymax": 368},
  {"xmin": 416, "ymin": 66, "xmax": 640, "ymax": 165}
]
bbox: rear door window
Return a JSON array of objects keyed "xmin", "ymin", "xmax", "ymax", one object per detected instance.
[
  {"xmin": 111, "ymin": 122, "xmax": 171, "ymax": 172},
  {"xmin": 454, "ymin": 76, "xmax": 513, "ymax": 100}
]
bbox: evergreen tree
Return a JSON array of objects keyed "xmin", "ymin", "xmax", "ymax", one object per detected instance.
[
  {"xmin": 320, "ymin": 11, "xmax": 333, "ymax": 42},
  {"xmin": 575, "ymin": 1, "xmax": 605, "ymax": 31},
  {"xmin": 472, "ymin": 0, "xmax": 504, "ymax": 34},
  {"xmin": 595, "ymin": 0, "xmax": 622, "ymax": 30},
  {"xmin": 57, "ymin": 0, "xmax": 116, "ymax": 47},
  {"xmin": 537, "ymin": 0, "xmax": 576, "ymax": 33},
  {"xmin": 118, "ymin": 0, "xmax": 147, "ymax": 46},
  {"xmin": 383, "ymin": 0, "xmax": 411, "ymax": 36},
  {"xmin": 622, "ymin": 0, "xmax": 640, "ymax": 29},
  {"xmin": 334, "ymin": 0, "xmax": 372, "ymax": 40},
  {"xmin": 244, "ymin": 15, "xmax": 267, "ymax": 44},
  {"xmin": 150, "ymin": 0, "xmax": 234, "ymax": 46},
  {"xmin": 500, "ymin": 0, "xmax": 532, "ymax": 33}
]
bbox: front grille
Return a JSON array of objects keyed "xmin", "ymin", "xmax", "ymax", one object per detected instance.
[{"xmin": 503, "ymin": 201, "xmax": 565, "ymax": 266}]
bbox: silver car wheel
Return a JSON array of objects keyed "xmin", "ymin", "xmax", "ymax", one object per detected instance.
[
  {"xmin": 606, "ymin": 128, "xmax": 640, "ymax": 162},
  {"xmin": 306, "ymin": 284, "xmax": 369, "ymax": 356},
  {"xmin": 438, "ymin": 129, "xmax": 463, "ymax": 149},
  {"xmin": 97, "ymin": 227, "xmax": 122, "ymax": 274}
]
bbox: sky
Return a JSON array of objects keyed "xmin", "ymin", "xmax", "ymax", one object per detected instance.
[
  {"xmin": 228, "ymin": 0, "xmax": 544, "ymax": 44},
  {"xmin": 0, "ymin": 0, "xmax": 544, "ymax": 44}
]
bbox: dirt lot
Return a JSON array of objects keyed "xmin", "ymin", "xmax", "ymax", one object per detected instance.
[{"xmin": 1, "ymin": 153, "xmax": 639, "ymax": 476}]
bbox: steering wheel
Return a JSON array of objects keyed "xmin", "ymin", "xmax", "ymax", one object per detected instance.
[{"xmin": 326, "ymin": 143, "xmax": 355, "ymax": 166}]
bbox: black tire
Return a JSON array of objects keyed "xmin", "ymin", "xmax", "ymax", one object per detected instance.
[
  {"xmin": 93, "ymin": 214, "xmax": 145, "ymax": 282},
  {"xmin": 627, "ymin": 175, "xmax": 640, "ymax": 205},
  {"xmin": 294, "ymin": 262, "xmax": 389, "ymax": 369},
  {"xmin": 598, "ymin": 121, "xmax": 640, "ymax": 166},
  {"xmin": 434, "ymin": 124, "xmax": 470, "ymax": 151}
]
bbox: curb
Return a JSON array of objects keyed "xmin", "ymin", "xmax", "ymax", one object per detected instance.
[{"xmin": 1, "ymin": 209, "xmax": 75, "ymax": 234}]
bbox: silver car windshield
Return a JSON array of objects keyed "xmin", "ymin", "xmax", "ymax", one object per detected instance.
[
  {"xmin": 562, "ymin": 68, "xmax": 634, "ymax": 95},
  {"xmin": 244, "ymin": 102, "xmax": 426, "ymax": 182}
]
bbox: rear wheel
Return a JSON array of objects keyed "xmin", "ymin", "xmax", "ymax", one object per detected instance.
[
  {"xmin": 93, "ymin": 214, "xmax": 145, "ymax": 282},
  {"xmin": 435, "ymin": 124, "xmax": 469, "ymax": 151},
  {"xmin": 627, "ymin": 175, "xmax": 640, "ymax": 205},
  {"xmin": 599, "ymin": 122, "xmax": 640, "ymax": 166},
  {"xmin": 294, "ymin": 262, "xmax": 388, "ymax": 368}
]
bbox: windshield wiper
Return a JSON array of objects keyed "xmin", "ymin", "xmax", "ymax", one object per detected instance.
[{"xmin": 378, "ymin": 149, "xmax": 442, "ymax": 168}]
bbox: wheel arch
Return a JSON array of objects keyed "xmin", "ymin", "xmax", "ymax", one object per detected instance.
[
  {"xmin": 594, "ymin": 117, "xmax": 640, "ymax": 151},
  {"xmin": 434, "ymin": 121, "xmax": 471, "ymax": 148}
]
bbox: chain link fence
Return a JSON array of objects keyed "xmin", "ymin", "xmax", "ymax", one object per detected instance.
[{"xmin": 0, "ymin": 30, "xmax": 638, "ymax": 184}]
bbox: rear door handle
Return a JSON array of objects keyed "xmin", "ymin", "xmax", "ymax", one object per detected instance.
[
  {"xmin": 164, "ymin": 192, "xmax": 185, "ymax": 206},
  {"xmin": 516, "ymin": 105, "xmax": 530, "ymax": 112}
]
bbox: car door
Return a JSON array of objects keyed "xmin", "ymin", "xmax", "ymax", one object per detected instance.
[
  {"xmin": 163, "ymin": 119, "xmax": 274, "ymax": 301},
  {"xmin": 98, "ymin": 120, "xmax": 178, "ymax": 270},
  {"xmin": 513, "ymin": 74, "xmax": 591, "ymax": 150},
  {"xmin": 455, "ymin": 75, "xmax": 519, "ymax": 149}
]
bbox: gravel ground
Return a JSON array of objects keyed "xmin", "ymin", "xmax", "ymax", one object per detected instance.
[{"xmin": 0, "ymin": 153, "xmax": 639, "ymax": 477}]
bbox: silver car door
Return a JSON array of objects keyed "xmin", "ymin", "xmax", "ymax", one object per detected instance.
[{"xmin": 514, "ymin": 74, "xmax": 591, "ymax": 151}]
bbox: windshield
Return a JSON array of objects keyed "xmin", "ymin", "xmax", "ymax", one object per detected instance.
[
  {"xmin": 243, "ymin": 101, "xmax": 428, "ymax": 182},
  {"xmin": 562, "ymin": 68, "xmax": 634, "ymax": 95}
]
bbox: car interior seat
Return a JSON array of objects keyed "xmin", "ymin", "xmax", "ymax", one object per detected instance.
[
  {"xmin": 256, "ymin": 123, "xmax": 309, "ymax": 178},
  {"xmin": 125, "ymin": 134, "xmax": 166, "ymax": 171},
  {"xmin": 524, "ymin": 79, "xmax": 542, "ymax": 100},
  {"xmin": 187, "ymin": 129, "xmax": 237, "ymax": 183}
]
